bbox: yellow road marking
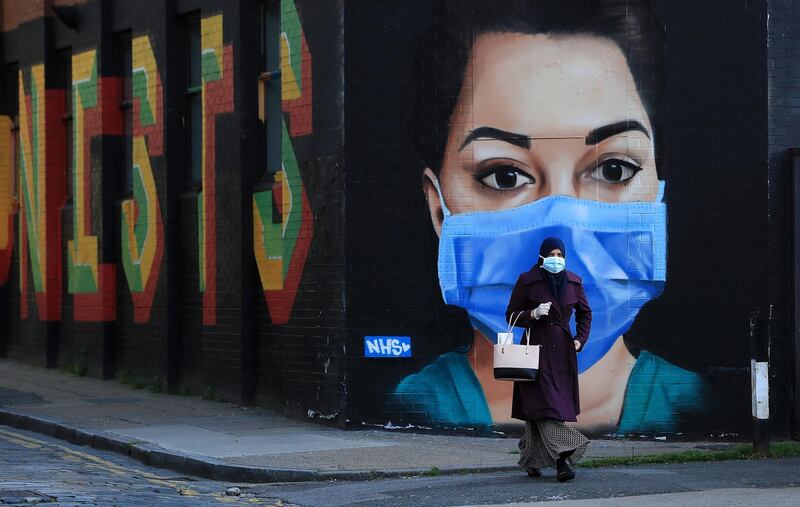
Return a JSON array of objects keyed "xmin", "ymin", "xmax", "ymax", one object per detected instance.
[
  {"xmin": 1, "ymin": 434, "xmax": 42, "ymax": 449},
  {"xmin": 0, "ymin": 426, "xmax": 270, "ymax": 504}
]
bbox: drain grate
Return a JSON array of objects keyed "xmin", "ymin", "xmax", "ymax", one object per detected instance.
[{"xmin": 0, "ymin": 490, "xmax": 55, "ymax": 504}]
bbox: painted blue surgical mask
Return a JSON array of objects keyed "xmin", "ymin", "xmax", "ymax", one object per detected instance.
[
  {"xmin": 540, "ymin": 255, "xmax": 565, "ymax": 274},
  {"xmin": 432, "ymin": 178, "xmax": 667, "ymax": 373}
]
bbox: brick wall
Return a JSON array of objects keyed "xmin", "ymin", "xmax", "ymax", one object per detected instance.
[
  {"xmin": 342, "ymin": 0, "xmax": 474, "ymax": 429},
  {"xmin": 0, "ymin": 0, "xmax": 796, "ymax": 439},
  {"xmin": 767, "ymin": 0, "xmax": 800, "ymax": 437},
  {"xmin": 0, "ymin": 0, "xmax": 89, "ymax": 33},
  {"xmin": 0, "ymin": 0, "xmax": 347, "ymax": 423},
  {"xmin": 628, "ymin": 0, "xmax": 770, "ymax": 435},
  {"xmin": 252, "ymin": 0, "xmax": 347, "ymax": 423},
  {"xmin": 342, "ymin": 0, "xmax": 786, "ymax": 438},
  {"xmin": 0, "ymin": 0, "xmax": 45, "ymax": 33}
]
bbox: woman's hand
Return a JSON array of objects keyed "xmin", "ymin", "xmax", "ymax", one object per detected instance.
[
  {"xmin": 574, "ymin": 340, "xmax": 581, "ymax": 351},
  {"xmin": 531, "ymin": 302, "xmax": 552, "ymax": 319}
]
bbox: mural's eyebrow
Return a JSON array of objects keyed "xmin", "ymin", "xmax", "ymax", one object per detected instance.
[
  {"xmin": 585, "ymin": 120, "xmax": 650, "ymax": 145},
  {"xmin": 458, "ymin": 126, "xmax": 531, "ymax": 151}
]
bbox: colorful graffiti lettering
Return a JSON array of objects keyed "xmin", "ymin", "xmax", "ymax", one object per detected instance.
[
  {"xmin": 198, "ymin": 14, "xmax": 235, "ymax": 326},
  {"xmin": 120, "ymin": 35, "xmax": 164, "ymax": 323},
  {"xmin": 252, "ymin": 0, "xmax": 313, "ymax": 325},
  {"xmin": 130, "ymin": 36, "xmax": 163, "ymax": 155},
  {"xmin": 280, "ymin": 0, "xmax": 312, "ymax": 137},
  {"xmin": 17, "ymin": 65, "xmax": 65, "ymax": 320},
  {"xmin": 68, "ymin": 49, "xmax": 117, "ymax": 321},
  {"xmin": 253, "ymin": 122, "xmax": 312, "ymax": 324},
  {"xmin": 120, "ymin": 135, "xmax": 164, "ymax": 320},
  {"xmin": 0, "ymin": 115, "xmax": 14, "ymax": 286}
]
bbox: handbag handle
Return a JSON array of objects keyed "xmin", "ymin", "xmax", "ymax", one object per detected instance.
[
  {"xmin": 506, "ymin": 311, "xmax": 525, "ymax": 333},
  {"xmin": 506, "ymin": 311, "xmax": 532, "ymax": 347}
]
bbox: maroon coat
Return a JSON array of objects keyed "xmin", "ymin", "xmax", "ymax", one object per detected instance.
[{"xmin": 505, "ymin": 266, "xmax": 592, "ymax": 422}]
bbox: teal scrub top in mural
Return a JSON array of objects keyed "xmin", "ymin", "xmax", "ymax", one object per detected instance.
[
  {"xmin": 394, "ymin": 351, "xmax": 494, "ymax": 428},
  {"xmin": 615, "ymin": 351, "xmax": 707, "ymax": 434},
  {"xmin": 393, "ymin": 350, "xmax": 704, "ymax": 432}
]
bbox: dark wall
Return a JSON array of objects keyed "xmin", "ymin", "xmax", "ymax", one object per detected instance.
[
  {"xmin": 343, "ymin": 0, "xmax": 475, "ymax": 427},
  {"xmin": 252, "ymin": 0, "xmax": 348, "ymax": 423},
  {"xmin": 766, "ymin": 0, "xmax": 800, "ymax": 438},
  {"xmin": 627, "ymin": 0, "xmax": 770, "ymax": 434}
]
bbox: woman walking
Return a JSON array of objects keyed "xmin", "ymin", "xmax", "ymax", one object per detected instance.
[{"xmin": 505, "ymin": 237, "xmax": 592, "ymax": 481}]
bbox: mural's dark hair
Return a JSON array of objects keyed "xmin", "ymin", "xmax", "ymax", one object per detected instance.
[{"xmin": 407, "ymin": 0, "xmax": 666, "ymax": 178}]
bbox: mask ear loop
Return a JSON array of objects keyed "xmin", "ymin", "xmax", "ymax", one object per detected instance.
[
  {"xmin": 657, "ymin": 180, "xmax": 666, "ymax": 202},
  {"xmin": 429, "ymin": 175, "xmax": 452, "ymax": 218}
]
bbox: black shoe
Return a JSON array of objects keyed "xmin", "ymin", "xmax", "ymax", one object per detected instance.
[
  {"xmin": 526, "ymin": 469, "xmax": 541, "ymax": 478},
  {"xmin": 556, "ymin": 457, "xmax": 575, "ymax": 482}
]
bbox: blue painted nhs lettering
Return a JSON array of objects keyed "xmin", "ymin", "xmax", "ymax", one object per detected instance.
[{"xmin": 364, "ymin": 336, "xmax": 412, "ymax": 358}]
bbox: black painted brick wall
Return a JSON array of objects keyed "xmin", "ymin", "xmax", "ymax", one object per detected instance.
[
  {"xmin": 253, "ymin": 0, "xmax": 347, "ymax": 424},
  {"xmin": 342, "ymin": 0, "xmax": 475, "ymax": 428},
  {"xmin": 767, "ymin": 0, "xmax": 800, "ymax": 436},
  {"xmin": 629, "ymin": 0, "xmax": 771, "ymax": 436}
]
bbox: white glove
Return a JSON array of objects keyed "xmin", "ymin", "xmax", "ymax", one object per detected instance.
[{"xmin": 532, "ymin": 302, "xmax": 552, "ymax": 320}]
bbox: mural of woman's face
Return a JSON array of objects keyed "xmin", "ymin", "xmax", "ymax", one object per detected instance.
[{"xmin": 424, "ymin": 33, "xmax": 660, "ymax": 233}]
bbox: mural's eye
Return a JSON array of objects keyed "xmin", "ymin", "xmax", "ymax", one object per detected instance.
[
  {"xmin": 478, "ymin": 166, "xmax": 535, "ymax": 190},
  {"xmin": 590, "ymin": 158, "xmax": 642, "ymax": 184}
]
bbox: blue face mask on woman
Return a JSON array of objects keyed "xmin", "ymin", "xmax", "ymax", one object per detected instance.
[
  {"xmin": 541, "ymin": 255, "xmax": 565, "ymax": 274},
  {"xmin": 431, "ymin": 178, "xmax": 667, "ymax": 373}
]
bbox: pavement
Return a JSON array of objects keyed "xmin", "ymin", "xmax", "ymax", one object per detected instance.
[
  {"xmin": 480, "ymin": 488, "xmax": 800, "ymax": 506},
  {"xmin": 0, "ymin": 358, "xmax": 749, "ymax": 484}
]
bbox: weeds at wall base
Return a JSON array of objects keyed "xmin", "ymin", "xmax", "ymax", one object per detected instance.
[
  {"xmin": 178, "ymin": 385, "xmax": 196, "ymax": 396},
  {"xmin": 579, "ymin": 442, "xmax": 800, "ymax": 468},
  {"xmin": 114, "ymin": 372, "xmax": 225, "ymax": 402},
  {"xmin": 60, "ymin": 363, "xmax": 88, "ymax": 377},
  {"xmin": 115, "ymin": 368, "xmax": 163, "ymax": 394},
  {"xmin": 59, "ymin": 347, "xmax": 89, "ymax": 377}
]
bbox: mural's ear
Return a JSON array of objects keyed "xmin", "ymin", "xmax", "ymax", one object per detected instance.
[{"xmin": 422, "ymin": 167, "xmax": 444, "ymax": 238}]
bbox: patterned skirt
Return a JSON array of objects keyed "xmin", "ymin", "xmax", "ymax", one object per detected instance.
[{"xmin": 518, "ymin": 419, "xmax": 589, "ymax": 472}]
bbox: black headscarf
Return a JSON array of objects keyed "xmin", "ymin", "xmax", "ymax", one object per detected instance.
[{"xmin": 537, "ymin": 237, "xmax": 567, "ymax": 303}]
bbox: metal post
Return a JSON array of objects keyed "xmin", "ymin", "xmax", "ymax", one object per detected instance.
[{"xmin": 749, "ymin": 310, "xmax": 770, "ymax": 457}]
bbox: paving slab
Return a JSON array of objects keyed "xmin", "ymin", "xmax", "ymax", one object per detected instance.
[{"xmin": 109, "ymin": 424, "xmax": 393, "ymax": 458}]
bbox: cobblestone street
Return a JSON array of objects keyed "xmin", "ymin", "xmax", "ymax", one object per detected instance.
[{"xmin": 0, "ymin": 425, "xmax": 289, "ymax": 506}]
